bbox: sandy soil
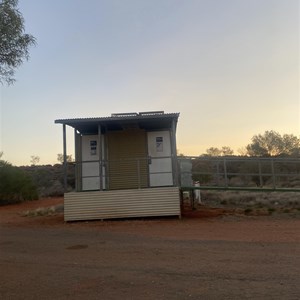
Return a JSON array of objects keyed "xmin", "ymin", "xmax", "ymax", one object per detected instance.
[{"xmin": 1, "ymin": 197, "xmax": 300, "ymax": 299}]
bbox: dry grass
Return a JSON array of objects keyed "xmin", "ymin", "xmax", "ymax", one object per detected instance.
[
  {"xmin": 21, "ymin": 204, "xmax": 63, "ymax": 217},
  {"xmin": 190, "ymin": 191, "xmax": 300, "ymax": 217}
]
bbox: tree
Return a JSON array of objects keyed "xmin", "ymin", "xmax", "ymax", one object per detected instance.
[
  {"xmin": 0, "ymin": 0, "xmax": 36, "ymax": 84},
  {"xmin": 57, "ymin": 154, "xmax": 73, "ymax": 164},
  {"xmin": 281, "ymin": 134, "xmax": 300, "ymax": 156},
  {"xmin": 237, "ymin": 147, "xmax": 248, "ymax": 156},
  {"xmin": 30, "ymin": 155, "xmax": 40, "ymax": 166},
  {"xmin": 246, "ymin": 130, "xmax": 300, "ymax": 157},
  {"xmin": 221, "ymin": 146, "xmax": 234, "ymax": 156},
  {"xmin": 205, "ymin": 147, "xmax": 221, "ymax": 156},
  {"xmin": 205, "ymin": 146, "xmax": 234, "ymax": 156}
]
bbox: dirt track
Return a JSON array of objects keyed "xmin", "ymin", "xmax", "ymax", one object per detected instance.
[{"xmin": 1, "ymin": 198, "xmax": 300, "ymax": 299}]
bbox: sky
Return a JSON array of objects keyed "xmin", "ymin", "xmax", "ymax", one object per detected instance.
[{"xmin": 0, "ymin": 0, "xmax": 299, "ymax": 166}]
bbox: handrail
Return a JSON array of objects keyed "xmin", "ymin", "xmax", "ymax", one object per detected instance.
[{"xmin": 71, "ymin": 156, "xmax": 300, "ymax": 192}]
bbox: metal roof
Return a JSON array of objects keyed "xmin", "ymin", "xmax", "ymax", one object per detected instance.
[{"xmin": 55, "ymin": 111, "xmax": 179, "ymax": 134}]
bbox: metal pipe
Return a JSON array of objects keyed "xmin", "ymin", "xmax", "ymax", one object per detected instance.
[{"xmin": 180, "ymin": 186, "xmax": 300, "ymax": 192}]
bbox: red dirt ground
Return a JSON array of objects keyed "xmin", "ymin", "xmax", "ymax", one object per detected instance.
[
  {"xmin": 1, "ymin": 197, "xmax": 300, "ymax": 299},
  {"xmin": 1, "ymin": 197, "xmax": 299, "ymax": 243},
  {"xmin": 0, "ymin": 197, "xmax": 64, "ymax": 226}
]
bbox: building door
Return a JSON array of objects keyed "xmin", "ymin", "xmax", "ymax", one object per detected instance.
[
  {"xmin": 81, "ymin": 135, "xmax": 100, "ymax": 191},
  {"xmin": 80, "ymin": 134, "xmax": 106, "ymax": 191},
  {"xmin": 107, "ymin": 129, "xmax": 148, "ymax": 190},
  {"xmin": 147, "ymin": 131, "xmax": 173, "ymax": 187}
]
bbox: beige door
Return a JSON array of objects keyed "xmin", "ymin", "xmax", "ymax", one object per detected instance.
[{"xmin": 107, "ymin": 129, "xmax": 148, "ymax": 190}]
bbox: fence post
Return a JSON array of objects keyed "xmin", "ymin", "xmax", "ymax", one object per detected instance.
[
  {"xmin": 271, "ymin": 159, "xmax": 276, "ymax": 189},
  {"xmin": 223, "ymin": 157, "xmax": 228, "ymax": 187},
  {"xmin": 216, "ymin": 161, "xmax": 220, "ymax": 186},
  {"xmin": 258, "ymin": 159, "xmax": 263, "ymax": 187}
]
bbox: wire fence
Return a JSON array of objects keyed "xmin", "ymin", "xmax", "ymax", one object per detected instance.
[{"xmin": 178, "ymin": 156, "xmax": 300, "ymax": 192}]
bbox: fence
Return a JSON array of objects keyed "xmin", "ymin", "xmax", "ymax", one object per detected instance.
[{"xmin": 178, "ymin": 156, "xmax": 300, "ymax": 192}]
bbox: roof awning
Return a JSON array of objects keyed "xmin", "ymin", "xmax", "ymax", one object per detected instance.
[{"xmin": 55, "ymin": 111, "xmax": 179, "ymax": 134}]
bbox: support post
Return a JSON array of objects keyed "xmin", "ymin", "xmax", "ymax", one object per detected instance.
[
  {"xmin": 63, "ymin": 124, "xmax": 67, "ymax": 192},
  {"xmin": 74, "ymin": 129, "xmax": 82, "ymax": 192},
  {"xmin": 171, "ymin": 119, "xmax": 178, "ymax": 186},
  {"xmin": 98, "ymin": 124, "xmax": 103, "ymax": 190}
]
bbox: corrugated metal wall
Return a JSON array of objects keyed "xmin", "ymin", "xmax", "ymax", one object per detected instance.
[
  {"xmin": 107, "ymin": 129, "xmax": 148, "ymax": 189},
  {"xmin": 64, "ymin": 187, "xmax": 180, "ymax": 221}
]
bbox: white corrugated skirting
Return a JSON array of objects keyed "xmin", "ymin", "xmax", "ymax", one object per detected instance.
[{"xmin": 64, "ymin": 187, "xmax": 181, "ymax": 221}]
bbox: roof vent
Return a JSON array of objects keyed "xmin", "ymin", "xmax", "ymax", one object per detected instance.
[{"xmin": 138, "ymin": 111, "xmax": 164, "ymax": 116}]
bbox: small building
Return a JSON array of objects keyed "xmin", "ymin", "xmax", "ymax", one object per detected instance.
[{"xmin": 55, "ymin": 111, "xmax": 181, "ymax": 221}]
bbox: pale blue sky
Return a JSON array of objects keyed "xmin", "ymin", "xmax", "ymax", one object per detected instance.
[{"xmin": 0, "ymin": 0, "xmax": 299, "ymax": 165}]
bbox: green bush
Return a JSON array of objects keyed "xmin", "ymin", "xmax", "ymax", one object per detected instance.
[{"xmin": 0, "ymin": 160, "xmax": 38, "ymax": 205}]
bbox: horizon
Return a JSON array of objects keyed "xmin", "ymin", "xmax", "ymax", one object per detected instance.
[{"xmin": 1, "ymin": 126, "xmax": 299, "ymax": 167}]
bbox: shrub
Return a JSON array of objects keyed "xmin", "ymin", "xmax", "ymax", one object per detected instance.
[
  {"xmin": 0, "ymin": 160, "xmax": 38, "ymax": 205},
  {"xmin": 244, "ymin": 208, "xmax": 253, "ymax": 215},
  {"xmin": 268, "ymin": 208, "xmax": 275, "ymax": 215},
  {"xmin": 19, "ymin": 163, "xmax": 75, "ymax": 197}
]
